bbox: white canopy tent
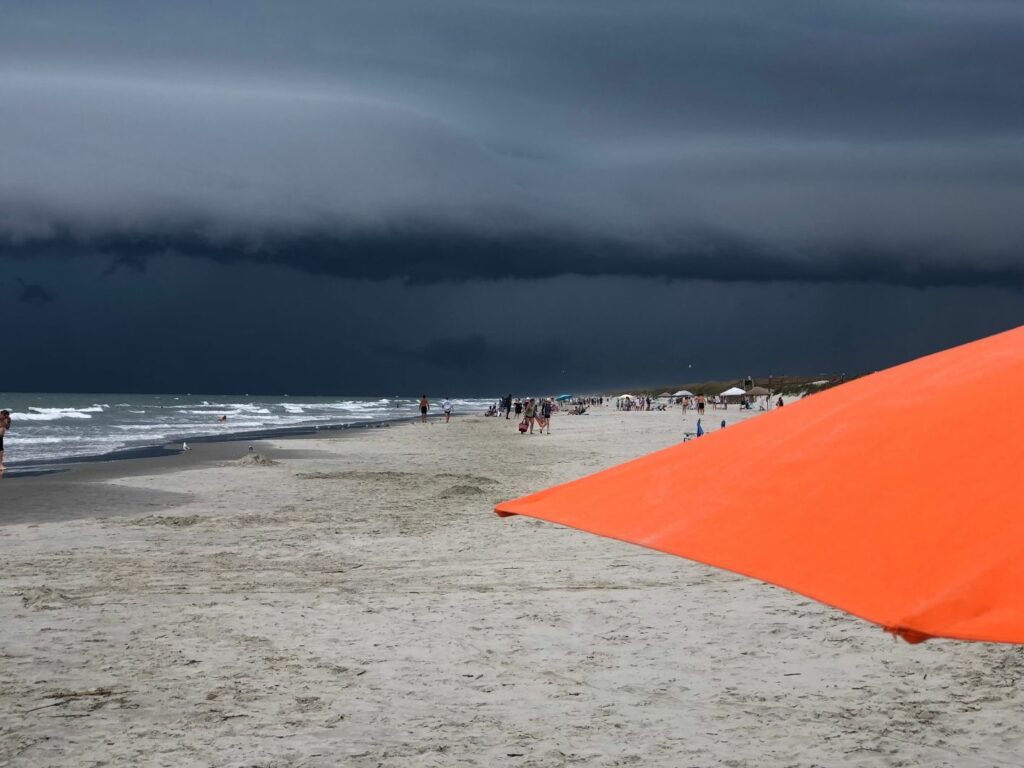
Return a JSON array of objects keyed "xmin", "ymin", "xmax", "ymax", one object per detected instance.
[
  {"xmin": 673, "ymin": 390, "xmax": 694, "ymax": 397},
  {"xmin": 720, "ymin": 387, "xmax": 746, "ymax": 397}
]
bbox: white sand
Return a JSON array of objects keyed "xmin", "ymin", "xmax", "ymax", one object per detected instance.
[{"xmin": 2, "ymin": 406, "xmax": 1023, "ymax": 767}]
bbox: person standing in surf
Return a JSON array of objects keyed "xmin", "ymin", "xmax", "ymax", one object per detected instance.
[
  {"xmin": 419, "ymin": 395, "xmax": 430, "ymax": 423},
  {"xmin": 0, "ymin": 410, "xmax": 11, "ymax": 472},
  {"xmin": 442, "ymin": 397, "xmax": 453, "ymax": 423}
]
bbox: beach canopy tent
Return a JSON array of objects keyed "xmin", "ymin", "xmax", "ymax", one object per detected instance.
[
  {"xmin": 746, "ymin": 386, "xmax": 771, "ymax": 396},
  {"xmin": 555, "ymin": 394, "xmax": 573, "ymax": 401},
  {"xmin": 720, "ymin": 386, "xmax": 746, "ymax": 397},
  {"xmin": 497, "ymin": 326, "xmax": 1024, "ymax": 643},
  {"xmin": 673, "ymin": 390, "xmax": 694, "ymax": 397},
  {"xmin": 657, "ymin": 392, "xmax": 673, "ymax": 398},
  {"xmin": 616, "ymin": 393, "xmax": 634, "ymax": 399}
]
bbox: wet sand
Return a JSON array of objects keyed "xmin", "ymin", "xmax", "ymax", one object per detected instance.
[
  {"xmin": 0, "ymin": 440, "xmax": 329, "ymax": 525},
  {"xmin": 0, "ymin": 422, "xmax": 401, "ymax": 525},
  {"xmin": 2, "ymin": 406, "xmax": 1023, "ymax": 767}
]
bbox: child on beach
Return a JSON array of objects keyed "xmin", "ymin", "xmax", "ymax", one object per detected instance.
[{"xmin": 0, "ymin": 410, "xmax": 11, "ymax": 472}]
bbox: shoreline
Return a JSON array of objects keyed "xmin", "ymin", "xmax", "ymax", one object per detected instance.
[
  {"xmin": 0, "ymin": 391, "xmax": 490, "ymax": 477},
  {"xmin": 0, "ymin": 415, "xmax": 431, "ymax": 526},
  {"xmin": 0, "ymin": 414, "xmax": 428, "ymax": 478}
]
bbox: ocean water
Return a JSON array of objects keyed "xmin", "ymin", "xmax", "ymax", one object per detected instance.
[{"xmin": 0, "ymin": 393, "xmax": 491, "ymax": 466}]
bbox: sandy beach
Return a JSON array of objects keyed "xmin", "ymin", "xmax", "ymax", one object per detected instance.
[{"xmin": 2, "ymin": 406, "xmax": 1023, "ymax": 767}]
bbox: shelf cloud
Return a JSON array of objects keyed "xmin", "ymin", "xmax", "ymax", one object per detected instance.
[{"xmin": 2, "ymin": 1, "xmax": 1022, "ymax": 284}]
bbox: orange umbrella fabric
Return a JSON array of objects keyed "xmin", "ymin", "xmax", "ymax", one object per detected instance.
[{"xmin": 496, "ymin": 326, "xmax": 1024, "ymax": 643}]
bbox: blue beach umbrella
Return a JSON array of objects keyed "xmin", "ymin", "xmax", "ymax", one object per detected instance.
[{"xmin": 555, "ymin": 394, "xmax": 573, "ymax": 401}]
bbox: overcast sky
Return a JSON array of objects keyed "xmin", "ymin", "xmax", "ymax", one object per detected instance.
[{"xmin": 1, "ymin": 1, "xmax": 1022, "ymax": 394}]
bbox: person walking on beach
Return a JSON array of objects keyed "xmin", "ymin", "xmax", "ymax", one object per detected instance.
[
  {"xmin": 504, "ymin": 393, "xmax": 513, "ymax": 419},
  {"xmin": 696, "ymin": 395, "xmax": 706, "ymax": 415},
  {"xmin": 0, "ymin": 410, "xmax": 10, "ymax": 472},
  {"xmin": 419, "ymin": 395, "xmax": 430, "ymax": 423},
  {"xmin": 523, "ymin": 398, "xmax": 537, "ymax": 434},
  {"xmin": 539, "ymin": 398, "xmax": 553, "ymax": 434},
  {"xmin": 442, "ymin": 397, "xmax": 453, "ymax": 423},
  {"xmin": 513, "ymin": 399, "xmax": 523, "ymax": 421}
]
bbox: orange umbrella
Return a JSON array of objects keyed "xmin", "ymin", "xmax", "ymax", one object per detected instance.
[{"xmin": 496, "ymin": 326, "xmax": 1024, "ymax": 643}]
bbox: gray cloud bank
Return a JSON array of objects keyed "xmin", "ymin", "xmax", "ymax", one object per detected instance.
[
  {"xmin": 2, "ymin": 1, "xmax": 1023, "ymax": 282},
  {"xmin": 6, "ymin": 229, "xmax": 1024, "ymax": 288}
]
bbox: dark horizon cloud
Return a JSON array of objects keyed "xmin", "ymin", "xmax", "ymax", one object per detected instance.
[
  {"xmin": 1, "ymin": 252, "xmax": 1021, "ymax": 396},
  {"xmin": 2, "ymin": 229, "xmax": 1024, "ymax": 289},
  {"xmin": 393, "ymin": 334, "xmax": 571, "ymax": 375}
]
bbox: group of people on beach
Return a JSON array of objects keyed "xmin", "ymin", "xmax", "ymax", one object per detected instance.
[
  {"xmin": 616, "ymin": 396, "xmax": 667, "ymax": 412},
  {"xmin": 678, "ymin": 396, "xmax": 706, "ymax": 415},
  {"xmin": 495, "ymin": 395, "xmax": 553, "ymax": 435},
  {"xmin": 418, "ymin": 396, "xmax": 454, "ymax": 424}
]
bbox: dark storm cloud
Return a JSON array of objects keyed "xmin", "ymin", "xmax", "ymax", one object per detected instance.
[
  {"xmin": 2, "ymin": 254, "xmax": 1021, "ymax": 396},
  {"xmin": 400, "ymin": 336, "xmax": 491, "ymax": 371},
  {"xmin": 1, "ymin": 0, "xmax": 1023, "ymax": 283},
  {"xmin": 2, "ymin": 230, "xmax": 1022, "ymax": 289},
  {"xmin": 15, "ymin": 279, "xmax": 55, "ymax": 305},
  {"xmin": 394, "ymin": 334, "xmax": 570, "ymax": 373},
  {"xmin": 99, "ymin": 253, "xmax": 148, "ymax": 277}
]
